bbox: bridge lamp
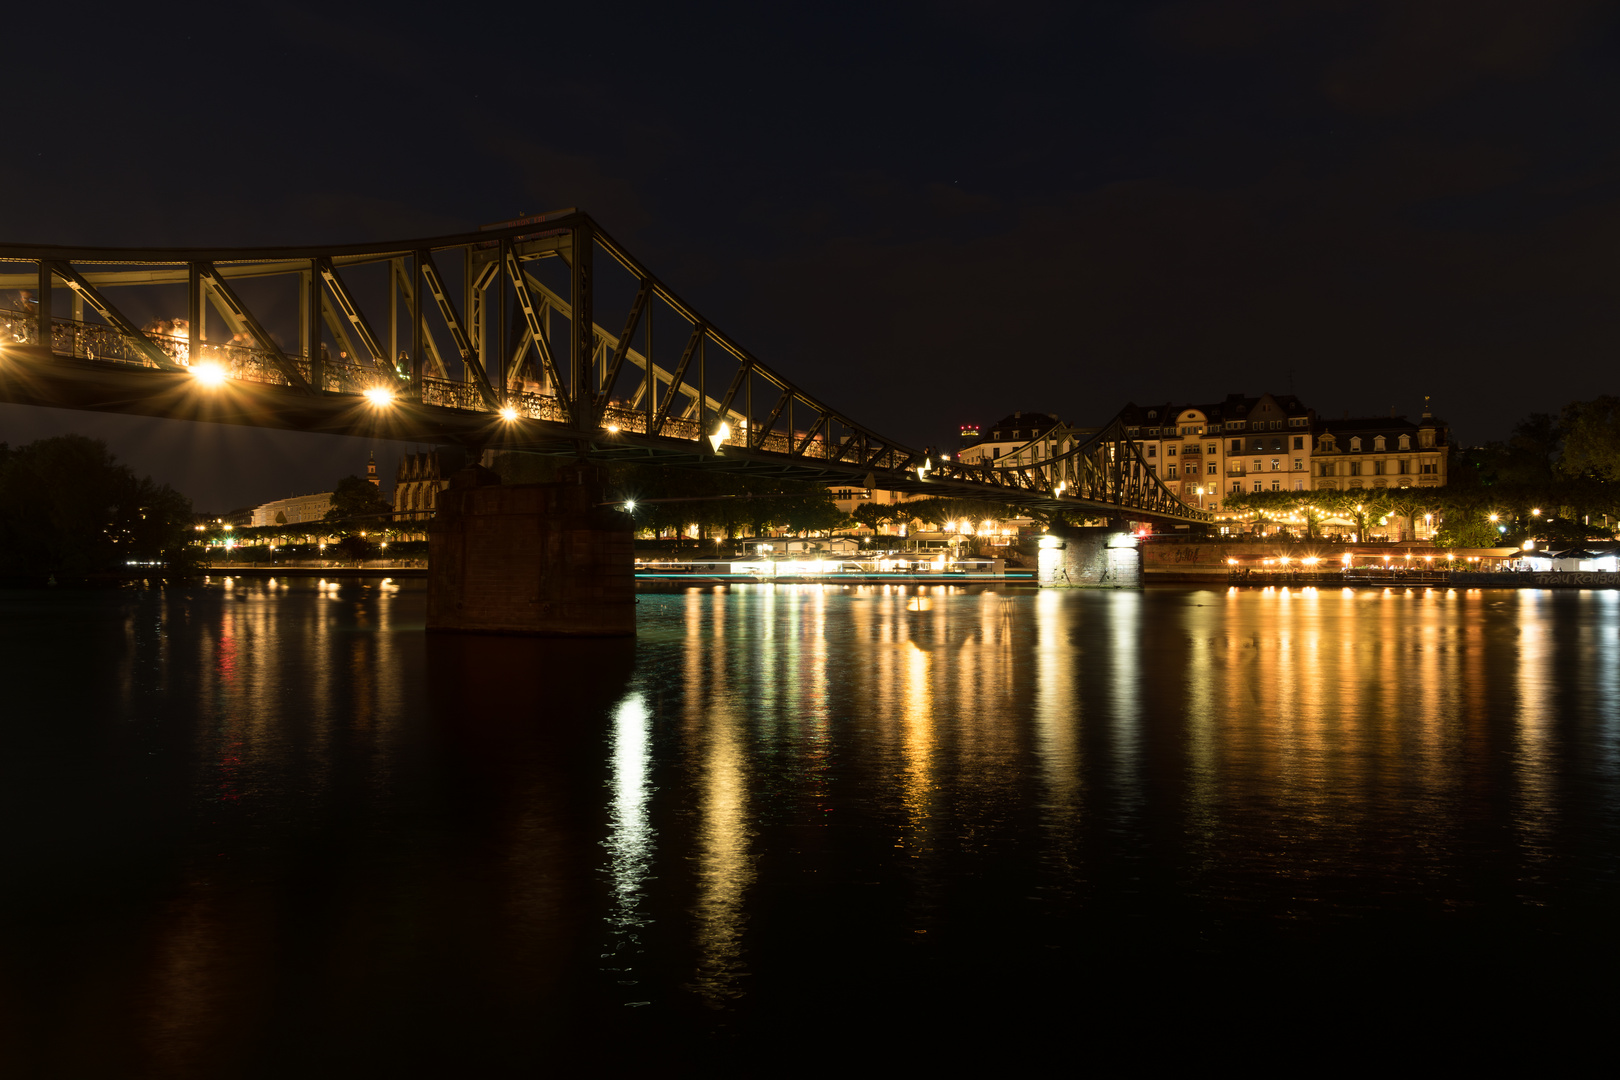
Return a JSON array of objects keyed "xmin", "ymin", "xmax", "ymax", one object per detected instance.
[
  {"xmin": 622, "ymin": 500, "xmax": 637, "ymax": 513},
  {"xmin": 191, "ymin": 360, "xmax": 227, "ymax": 388},
  {"xmin": 499, "ymin": 405, "xmax": 520, "ymax": 422},
  {"xmin": 365, "ymin": 386, "xmax": 396, "ymax": 408},
  {"xmin": 709, "ymin": 422, "xmax": 731, "ymax": 453}
]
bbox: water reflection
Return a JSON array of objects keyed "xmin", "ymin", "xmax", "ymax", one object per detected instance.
[
  {"xmin": 4, "ymin": 580, "xmax": 1620, "ymax": 1069},
  {"xmin": 604, "ymin": 693, "xmax": 653, "ymax": 1001}
]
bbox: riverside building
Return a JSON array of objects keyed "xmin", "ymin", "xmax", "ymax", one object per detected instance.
[
  {"xmin": 1311, "ymin": 408, "xmax": 1449, "ymax": 492},
  {"xmin": 1121, "ymin": 393, "xmax": 1317, "ymax": 513}
]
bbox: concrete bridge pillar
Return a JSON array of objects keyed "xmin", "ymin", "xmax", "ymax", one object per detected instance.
[
  {"xmin": 427, "ymin": 463, "xmax": 635, "ymax": 636},
  {"xmin": 1037, "ymin": 525, "xmax": 1141, "ymax": 589}
]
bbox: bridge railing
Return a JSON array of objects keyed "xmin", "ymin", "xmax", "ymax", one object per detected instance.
[{"xmin": 2, "ymin": 307, "xmax": 315, "ymax": 387}]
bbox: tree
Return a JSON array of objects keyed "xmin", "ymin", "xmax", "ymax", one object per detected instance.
[
  {"xmin": 1384, "ymin": 489, "xmax": 1436, "ymax": 542},
  {"xmin": 0, "ymin": 434, "xmax": 200, "ymax": 582},
  {"xmin": 324, "ymin": 475, "xmax": 390, "ymax": 524},
  {"xmin": 1560, "ymin": 396, "xmax": 1620, "ymax": 481},
  {"xmin": 851, "ymin": 503, "xmax": 888, "ymax": 533},
  {"xmin": 1344, "ymin": 493, "xmax": 1391, "ymax": 541}
]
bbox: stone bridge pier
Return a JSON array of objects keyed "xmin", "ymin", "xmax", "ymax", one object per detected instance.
[
  {"xmin": 427, "ymin": 463, "xmax": 636, "ymax": 636},
  {"xmin": 1036, "ymin": 525, "xmax": 1142, "ymax": 589}
]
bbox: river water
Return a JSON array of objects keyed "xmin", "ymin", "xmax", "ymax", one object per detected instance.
[{"xmin": 2, "ymin": 579, "xmax": 1617, "ymax": 1072}]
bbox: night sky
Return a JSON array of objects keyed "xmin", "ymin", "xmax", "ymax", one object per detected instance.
[{"xmin": 3, "ymin": 0, "xmax": 1616, "ymax": 511}]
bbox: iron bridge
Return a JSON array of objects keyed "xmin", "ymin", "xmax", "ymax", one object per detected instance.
[{"xmin": 0, "ymin": 211, "xmax": 1210, "ymax": 525}]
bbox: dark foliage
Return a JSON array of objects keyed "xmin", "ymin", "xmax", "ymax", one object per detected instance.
[{"xmin": 0, "ymin": 435, "xmax": 200, "ymax": 583}]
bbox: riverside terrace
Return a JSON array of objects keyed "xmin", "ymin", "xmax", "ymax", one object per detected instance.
[{"xmin": 1143, "ymin": 538, "xmax": 1620, "ymax": 587}]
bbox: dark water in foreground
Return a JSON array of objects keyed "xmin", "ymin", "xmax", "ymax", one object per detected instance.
[{"xmin": 2, "ymin": 579, "xmax": 1617, "ymax": 1072}]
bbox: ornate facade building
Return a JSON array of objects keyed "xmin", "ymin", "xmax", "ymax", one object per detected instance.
[
  {"xmin": 1122, "ymin": 393, "xmax": 1317, "ymax": 513},
  {"xmin": 394, "ymin": 450, "xmax": 455, "ymax": 522}
]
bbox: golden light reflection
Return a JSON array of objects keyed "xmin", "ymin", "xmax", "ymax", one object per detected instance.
[
  {"xmin": 1513, "ymin": 592, "xmax": 1557, "ymax": 876},
  {"xmin": 899, "ymin": 638, "xmax": 937, "ymax": 850},
  {"xmin": 1034, "ymin": 589, "xmax": 1082, "ymax": 832},
  {"xmin": 687, "ymin": 696, "xmax": 752, "ymax": 1004},
  {"xmin": 680, "ymin": 588, "xmax": 754, "ymax": 1006}
]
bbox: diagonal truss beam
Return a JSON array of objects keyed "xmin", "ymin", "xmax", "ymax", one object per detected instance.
[
  {"xmin": 393, "ymin": 258, "xmax": 448, "ymax": 380},
  {"xmin": 48, "ymin": 262, "xmax": 180, "ymax": 371},
  {"xmin": 596, "ymin": 276, "xmax": 651, "ymax": 423},
  {"xmin": 751, "ymin": 385, "xmax": 794, "ymax": 450},
  {"xmin": 502, "ymin": 246, "xmax": 570, "ymax": 423},
  {"xmin": 710, "ymin": 361, "xmax": 752, "ymax": 442},
  {"xmin": 316, "ymin": 258, "xmax": 394, "ymax": 379},
  {"xmin": 651, "ymin": 323, "xmax": 704, "ymax": 434},
  {"xmin": 195, "ymin": 263, "xmax": 314, "ymax": 393},
  {"xmin": 794, "ymin": 413, "xmax": 829, "ymax": 457},
  {"xmin": 418, "ymin": 251, "xmax": 499, "ymax": 409}
]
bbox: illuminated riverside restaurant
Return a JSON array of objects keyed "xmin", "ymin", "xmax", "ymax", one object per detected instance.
[
  {"xmin": 1517, "ymin": 543, "xmax": 1620, "ymax": 572},
  {"xmin": 635, "ymin": 554, "xmax": 1011, "ymax": 578}
]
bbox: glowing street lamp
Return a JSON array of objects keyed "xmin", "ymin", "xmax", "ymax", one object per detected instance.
[
  {"xmin": 709, "ymin": 421, "xmax": 731, "ymax": 453},
  {"xmin": 365, "ymin": 386, "xmax": 396, "ymax": 408},
  {"xmin": 499, "ymin": 405, "xmax": 519, "ymax": 422},
  {"xmin": 191, "ymin": 360, "xmax": 227, "ymax": 387}
]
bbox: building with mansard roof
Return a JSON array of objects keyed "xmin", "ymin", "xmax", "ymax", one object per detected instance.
[
  {"xmin": 1311, "ymin": 408, "xmax": 1449, "ymax": 492},
  {"xmin": 955, "ymin": 411, "xmax": 1064, "ymax": 466}
]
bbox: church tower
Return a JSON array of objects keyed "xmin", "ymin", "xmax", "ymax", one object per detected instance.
[{"xmin": 367, "ymin": 452, "xmax": 379, "ymax": 486}]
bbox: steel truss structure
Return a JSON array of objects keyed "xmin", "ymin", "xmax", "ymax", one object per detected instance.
[{"xmin": 0, "ymin": 211, "xmax": 1209, "ymax": 524}]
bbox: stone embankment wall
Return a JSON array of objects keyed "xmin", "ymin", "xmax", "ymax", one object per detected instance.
[
  {"xmin": 1040, "ymin": 526, "xmax": 1141, "ymax": 589},
  {"xmin": 428, "ymin": 465, "xmax": 635, "ymax": 636}
]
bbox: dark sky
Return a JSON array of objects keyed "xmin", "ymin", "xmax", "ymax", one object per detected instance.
[{"xmin": 4, "ymin": 0, "xmax": 1617, "ymax": 510}]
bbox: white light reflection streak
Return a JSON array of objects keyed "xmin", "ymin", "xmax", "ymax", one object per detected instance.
[
  {"xmin": 603, "ymin": 692, "xmax": 655, "ymax": 998},
  {"xmin": 1596, "ymin": 592, "xmax": 1620, "ymax": 779},
  {"xmin": 1512, "ymin": 592, "xmax": 1557, "ymax": 890},
  {"xmin": 1107, "ymin": 591, "xmax": 1144, "ymax": 820}
]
